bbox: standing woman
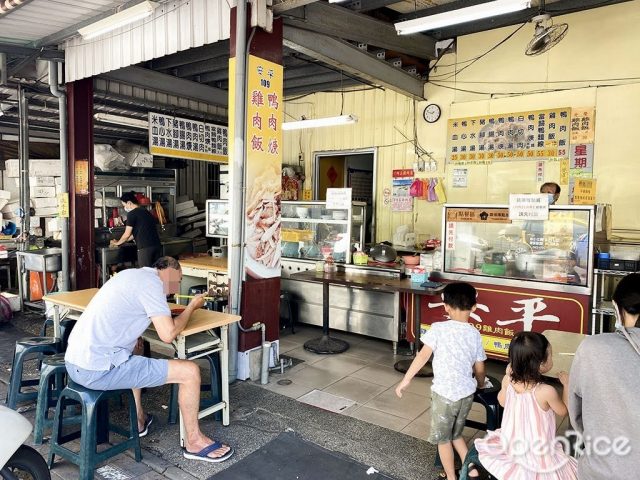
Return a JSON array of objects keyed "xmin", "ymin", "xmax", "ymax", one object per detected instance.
[
  {"xmin": 111, "ymin": 191, "xmax": 163, "ymax": 267},
  {"xmin": 569, "ymin": 272, "xmax": 640, "ymax": 479}
]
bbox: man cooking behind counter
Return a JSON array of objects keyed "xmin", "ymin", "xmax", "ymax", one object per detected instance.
[{"xmin": 111, "ymin": 191, "xmax": 162, "ymax": 267}]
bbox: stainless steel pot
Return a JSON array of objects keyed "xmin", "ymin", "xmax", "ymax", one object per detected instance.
[{"xmin": 369, "ymin": 243, "xmax": 397, "ymax": 263}]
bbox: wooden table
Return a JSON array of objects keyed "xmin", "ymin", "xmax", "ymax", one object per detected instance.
[
  {"xmin": 43, "ymin": 288, "xmax": 241, "ymax": 447},
  {"xmin": 290, "ymin": 271, "xmax": 444, "ymax": 360},
  {"xmin": 180, "ymin": 256, "xmax": 228, "ymax": 274},
  {"xmin": 542, "ymin": 329, "xmax": 586, "ymax": 378}
]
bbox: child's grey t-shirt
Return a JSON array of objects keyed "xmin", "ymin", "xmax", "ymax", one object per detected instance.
[{"xmin": 421, "ymin": 320, "xmax": 486, "ymax": 402}]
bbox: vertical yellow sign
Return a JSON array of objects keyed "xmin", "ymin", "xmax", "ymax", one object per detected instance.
[
  {"xmin": 57, "ymin": 193, "xmax": 69, "ymax": 218},
  {"xmin": 243, "ymin": 55, "xmax": 283, "ymax": 279},
  {"xmin": 560, "ymin": 158, "xmax": 570, "ymax": 185}
]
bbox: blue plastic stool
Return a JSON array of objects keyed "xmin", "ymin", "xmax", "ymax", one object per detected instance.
[
  {"xmin": 168, "ymin": 353, "xmax": 221, "ymax": 424},
  {"xmin": 40, "ymin": 318, "xmax": 77, "ymax": 351},
  {"xmin": 434, "ymin": 375, "xmax": 503, "ymax": 469},
  {"xmin": 33, "ymin": 353, "xmax": 72, "ymax": 445},
  {"xmin": 6, "ymin": 337, "xmax": 61, "ymax": 409},
  {"xmin": 48, "ymin": 381, "xmax": 141, "ymax": 480}
]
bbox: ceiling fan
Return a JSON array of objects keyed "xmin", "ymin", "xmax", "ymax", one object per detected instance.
[{"xmin": 525, "ymin": 8, "xmax": 569, "ymax": 56}]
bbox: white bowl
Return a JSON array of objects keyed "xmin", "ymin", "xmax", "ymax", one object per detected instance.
[{"xmin": 296, "ymin": 207, "xmax": 310, "ymax": 218}]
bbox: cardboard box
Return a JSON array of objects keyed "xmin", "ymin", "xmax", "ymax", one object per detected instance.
[
  {"xmin": 46, "ymin": 218, "xmax": 63, "ymax": 233},
  {"xmin": 6, "ymin": 159, "xmax": 62, "ymax": 178},
  {"xmin": 29, "ymin": 176, "xmax": 55, "ymax": 187},
  {"xmin": 30, "ymin": 186, "xmax": 56, "ymax": 198},
  {"xmin": 32, "ymin": 197, "xmax": 58, "ymax": 208},
  {"xmin": 34, "ymin": 207, "xmax": 58, "ymax": 216},
  {"xmin": 55, "ymin": 177, "xmax": 62, "ymax": 186}
]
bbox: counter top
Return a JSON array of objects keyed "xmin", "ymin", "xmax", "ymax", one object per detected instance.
[
  {"xmin": 180, "ymin": 256, "xmax": 228, "ymax": 273},
  {"xmin": 290, "ymin": 270, "xmax": 444, "ymax": 295}
]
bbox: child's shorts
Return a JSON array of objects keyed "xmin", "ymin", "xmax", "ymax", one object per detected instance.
[{"xmin": 428, "ymin": 391, "xmax": 474, "ymax": 445}]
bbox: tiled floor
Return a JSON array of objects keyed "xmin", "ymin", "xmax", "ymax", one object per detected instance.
[{"xmin": 260, "ymin": 324, "xmax": 571, "ymax": 445}]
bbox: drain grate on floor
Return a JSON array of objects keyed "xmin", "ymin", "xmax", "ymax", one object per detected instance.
[{"xmin": 298, "ymin": 389, "xmax": 355, "ymax": 414}]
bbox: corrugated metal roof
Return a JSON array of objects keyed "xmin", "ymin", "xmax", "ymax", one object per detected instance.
[
  {"xmin": 0, "ymin": 0, "xmax": 122, "ymax": 45},
  {"xmin": 64, "ymin": 0, "xmax": 230, "ymax": 82}
]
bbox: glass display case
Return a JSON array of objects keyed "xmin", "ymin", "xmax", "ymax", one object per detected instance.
[
  {"xmin": 281, "ymin": 201, "xmax": 366, "ymax": 264},
  {"xmin": 440, "ymin": 204, "xmax": 595, "ymax": 294},
  {"xmin": 205, "ymin": 200, "xmax": 230, "ymax": 237}
]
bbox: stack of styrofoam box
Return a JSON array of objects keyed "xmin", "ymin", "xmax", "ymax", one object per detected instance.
[{"xmin": 5, "ymin": 159, "xmax": 62, "ymax": 236}]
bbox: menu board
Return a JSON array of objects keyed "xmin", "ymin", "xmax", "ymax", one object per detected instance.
[
  {"xmin": 447, "ymin": 107, "xmax": 571, "ymax": 164},
  {"xmin": 149, "ymin": 112, "xmax": 228, "ymax": 163}
]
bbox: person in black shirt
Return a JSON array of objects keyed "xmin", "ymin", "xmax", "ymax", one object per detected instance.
[{"xmin": 111, "ymin": 191, "xmax": 162, "ymax": 267}]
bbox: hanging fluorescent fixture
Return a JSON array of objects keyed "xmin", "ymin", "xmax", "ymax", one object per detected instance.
[
  {"xmin": 395, "ymin": 0, "xmax": 530, "ymax": 35},
  {"xmin": 94, "ymin": 113, "xmax": 148, "ymax": 129},
  {"xmin": 282, "ymin": 114, "xmax": 358, "ymax": 131},
  {"xmin": 78, "ymin": 1, "xmax": 158, "ymax": 40}
]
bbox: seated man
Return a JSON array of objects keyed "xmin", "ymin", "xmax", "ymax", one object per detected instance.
[{"xmin": 64, "ymin": 256, "xmax": 233, "ymax": 463}]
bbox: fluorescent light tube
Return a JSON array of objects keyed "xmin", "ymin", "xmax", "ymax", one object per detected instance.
[
  {"xmin": 395, "ymin": 0, "xmax": 530, "ymax": 35},
  {"xmin": 78, "ymin": 1, "xmax": 158, "ymax": 40},
  {"xmin": 94, "ymin": 113, "xmax": 148, "ymax": 129},
  {"xmin": 282, "ymin": 114, "xmax": 358, "ymax": 131}
]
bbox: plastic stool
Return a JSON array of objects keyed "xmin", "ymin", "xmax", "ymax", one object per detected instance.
[
  {"xmin": 40, "ymin": 318, "xmax": 77, "ymax": 351},
  {"xmin": 167, "ymin": 353, "xmax": 221, "ymax": 424},
  {"xmin": 33, "ymin": 353, "xmax": 72, "ymax": 445},
  {"xmin": 280, "ymin": 291, "xmax": 295, "ymax": 334},
  {"xmin": 48, "ymin": 381, "xmax": 141, "ymax": 480},
  {"xmin": 6, "ymin": 337, "xmax": 61, "ymax": 409},
  {"xmin": 433, "ymin": 375, "xmax": 503, "ymax": 469}
]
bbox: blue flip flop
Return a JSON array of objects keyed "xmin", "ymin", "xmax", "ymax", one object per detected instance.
[
  {"xmin": 139, "ymin": 414, "xmax": 154, "ymax": 438},
  {"xmin": 183, "ymin": 441, "xmax": 235, "ymax": 463}
]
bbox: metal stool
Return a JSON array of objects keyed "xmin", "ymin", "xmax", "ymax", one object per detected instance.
[
  {"xmin": 48, "ymin": 381, "xmax": 141, "ymax": 480},
  {"xmin": 33, "ymin": 353, "xmax": 73, "ymax": 444},
  {"xmin": 6, "ymin": 336, "xmax": 61, "ymax": 409}
]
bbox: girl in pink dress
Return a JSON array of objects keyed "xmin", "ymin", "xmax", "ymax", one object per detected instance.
[{"xmin": 460, "ymin": 331, "xmax": 577, "ymax": 480}]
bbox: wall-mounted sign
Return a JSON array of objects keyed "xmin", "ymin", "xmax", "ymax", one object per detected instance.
[
  {"xmin": 149, "ymin": 112, "xmax": 228, "ymax": 163},
  {"xmin": 569, "ymin": 143, "xmax": 594, "ymax": 176},
  {"xmin": 57, "ymin": 193, "xmax": 69, "ymax": 218},
  {"xmin": 326, "ymin": 188, "xmax": 352, "ymax": 210},
  {"xmin": 560, "ymin": 158, "xmax": 570, "ymax": 185},
  {"xmin": 452, "ymin": 168, "xmax": 468, "ymax": 188},
  {"xmin": 535, "ymin": 161, "xmax": 544, "ymax": 184},
  {"xmin": 446, "ymin": 207, "xmax": 511, "ymax": 224},
  {"xmin": 570, "ymin": 107, "xmax": 595, "ymax": 144},
  {"xmin": 571, "ymin": 178, "xmax": 597, "ymax": 205},
  {"xmin": 446, "ymin": 107, "xmax": 571, "ymax": 164},
  {"xmin": 74, "ymin": 160, "xmax": 89, "ymax": 195},
  {"xmin": 509, "ymin": 194, "xmax": 549, "ymax": 221}
]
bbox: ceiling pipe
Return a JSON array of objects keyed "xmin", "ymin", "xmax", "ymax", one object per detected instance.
[{"xmin": 49, "ymin": 61, "xmax": 69, "ymax": 292}]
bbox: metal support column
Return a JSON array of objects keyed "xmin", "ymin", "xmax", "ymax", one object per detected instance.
[{"xmin": 66, "ymin": 79, "xmax": 96, "ymax": 290}]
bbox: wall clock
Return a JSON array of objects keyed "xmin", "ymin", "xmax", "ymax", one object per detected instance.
[{"xmin": 423, "ymin": 104, "xmax": 441, "ymax": 123}]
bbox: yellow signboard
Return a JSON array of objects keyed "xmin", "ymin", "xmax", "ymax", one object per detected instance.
[
  {"xmin": 572, "ymin": 178, "xmax": 597, "ymax": 205},
  {"xmin": 57, "ymin": 193, "xmax": 69, "ymax": 218},
  {"xmin": 560, "ymin": 158, "xmax": 570, "ymax": 185},
  {"xmin": 570, "ymin": 107, "xmax": 595, "ymax": 144}
]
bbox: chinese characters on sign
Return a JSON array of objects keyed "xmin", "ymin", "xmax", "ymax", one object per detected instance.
[
  {"xmin": 74, "ymin": 160, "xmax": 89, "ymax": 195},
  {"xmin": 570, "ymin": 108, "xmax": 595, "ymax": 144},
  {"xmin": 148, "ymin": 113, "xmax": 228, "ymax": 162},
  {"xmin": 571, "ymin": 178, "xmax": 597, "ymax": 205},
  {"xmin": 569, "ymin": 143, "xmax": 594, "ymax": 178},
  {"xmin": 509, "ymin": 194, "xmax": 549, "ymax": 221},
  {"xmin": 420, "ymin": 286, "xmax": 589, "ymax": 358},
  {"xmin": 392, "ymin": 169, "xmax": 413, "ymax": 212},
  {"xmin": 446, "ymin": 207, "xmax": 512, "ymax": 224},
  {"xmin": 446, "ymin": 108, "xmax": 571, "ymax": 164},
  {"xmin": 326, "ymin": 188, "xmax": 352, "ymax": 210}
]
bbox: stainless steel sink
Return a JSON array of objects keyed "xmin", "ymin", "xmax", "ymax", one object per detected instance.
[{"xmin": 17, "ymin": 248, "xmax": 63, "ymax": 272}]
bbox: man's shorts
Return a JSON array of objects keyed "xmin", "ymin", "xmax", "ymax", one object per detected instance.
[
  {"xmin": 428, "ymin": 391, "xmax": 474, "ymax": 445},
  {"xmin": 66, "ymin": 355, "xmax": 169, "ymax": 391}
]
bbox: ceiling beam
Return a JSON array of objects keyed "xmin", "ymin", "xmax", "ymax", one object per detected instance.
[
  {"xmin": 174, "ymin": 57, "xmax": 228, "ymax": 78},
  {"xmin": 150, "ymin": 41, "xmax": 230, "ymax": 71},
  {"xmin": 283, "ymin": 25, "xmax": 425, "ymax": 99},
  {"xmin": 284, "ymin": 79, "xmax": 362, "ymax": 97},
  {"xmin": 198, "ymin": 68, "xmax": 229, "ymax": 84},
  {"xmin": 0, "ymin": 42, "xmax": 64, "ymax": 61},
  {"xmin": 284, "ymin": 64, "xmax": 334, "ymax": 80},
  {"xmin": 285, "ymin": 71, "xmax": 353, "ymax": 89},
  {"xmin": 100, "ymin": 66, "xmax": 228, "ymax": 108},
  {"xmin": 283, "ymin": 2, "xmax": 435, "ymax": 60},
  {"xmin": 273, "ymin": 0, "xmax": 319, "ymax": 14},
  {"xmin": 342, "ymin": 0, "xmax": 404, "ymax": 12}
]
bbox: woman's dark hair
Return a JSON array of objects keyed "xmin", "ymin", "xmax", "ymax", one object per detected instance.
[
  {"xmin": 442, "ymin": 282, "xmax": 477, "ymax": 311},
  {"xmin": 120, "ymin": 191, "xmax": 139, "ymax": 204},
  {"xmin": 508, "ymin": 331, "xmax": 550, "ymax": 384},
  {"xmin": 613, "ymin": 273, "xmax": 640, "ymax": 327}
]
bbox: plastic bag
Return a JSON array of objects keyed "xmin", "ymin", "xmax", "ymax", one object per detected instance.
[
  {"xmin": 94, "ymin": 144, "xmax": 126, "ymax": 171},
  {"xmin": 409, "ymin": 179, "xmax": 423, "ymax": 197}
]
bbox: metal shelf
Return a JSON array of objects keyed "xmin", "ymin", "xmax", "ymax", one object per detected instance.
[
  {"xmin": 281, "ymin": 217, "xmax": 349, "ymax": 225},
  {"xmin": 593, "ymin": 301, "xmax": 615, "ymax": 316},
  {"xmin": 594, "ymin": 269, "xmax": 637, "ymax": 276}
]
